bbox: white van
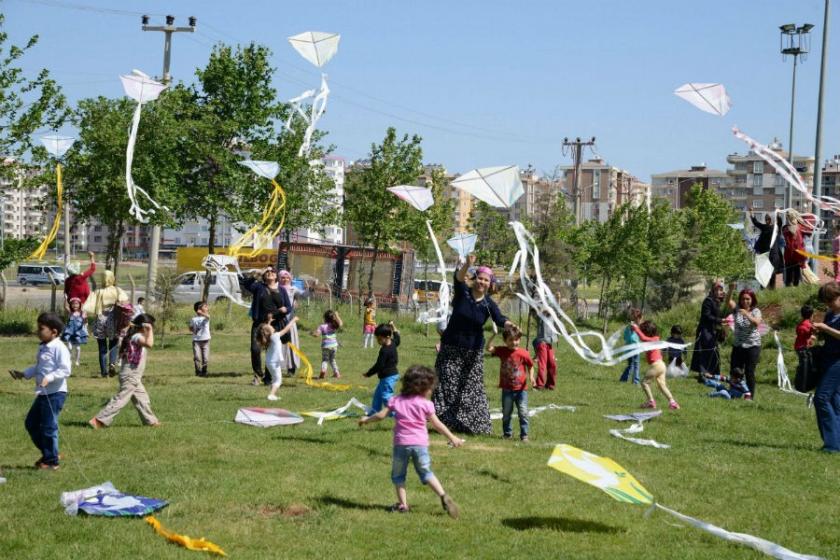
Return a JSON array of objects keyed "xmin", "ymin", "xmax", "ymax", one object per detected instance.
[
  {"xmin": 17, "ymin": 264, "xmax": 66, "ymax": 286},
  {"xmin": 172, "ymin": 271, "xmax": 243, "ymax": 304}
]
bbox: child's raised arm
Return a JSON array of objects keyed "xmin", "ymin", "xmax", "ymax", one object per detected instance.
[
  {"xmin": 136, "ymin": 323, "xmax": 155, "ymax": 349},
  {"xmin": 334, "ymin": 312, "xmax": 343, "ymax": 330},
  {"xmin": 429, "ymin": 414, "xmax": 464, "ymax": 447},
  {"xmin": 358, "ymin": 407, "xmax": 389, "ymax": 426}
]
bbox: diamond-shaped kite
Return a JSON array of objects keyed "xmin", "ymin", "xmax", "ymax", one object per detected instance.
[
  {"xmin": 451, "ymin": 165, "xmax": 524, "ymax": 208},
  {"xmin": 288, "ymin": 31, "xmax": 340, "ymax": 67},
  {"xmin": 446, "ymin": 232, "xmax": 477, "ymax": 261},
  {"xmin": 674, "ymin": 83, "xmax": 731, "ymax": 116},
  {"xmin": 388, "ymin": 185, "xmax": 434, "ymax": 212}
]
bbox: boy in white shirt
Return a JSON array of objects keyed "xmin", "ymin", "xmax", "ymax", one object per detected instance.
[
  {"xmin": 189, "ymin": 301, "xmax": 211, "ymax": 377},
  {"xmin": 9, "ymin": 312, "xmax": 72, "ymax": 470}
]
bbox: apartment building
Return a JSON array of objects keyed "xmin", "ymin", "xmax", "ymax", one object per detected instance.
[
  {"xmin": 560, "ymin": 158, "xmax": 649, "ymax": 222},
  {"xmin": 650, "ymin": 165, "xmax": 731, "ymax": 209},
  {"xmin": 509, "ymin": 166, "xmax": 565, "ymax": 223}
]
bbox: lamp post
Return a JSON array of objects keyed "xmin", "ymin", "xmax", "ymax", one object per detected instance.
[
  {"xmin": 779, "ymin": 22, "xmax": 813, "ymax": 209},
  {"xmin": 813, "ymin": 1, "xmax": 831, "ymax": 263}
]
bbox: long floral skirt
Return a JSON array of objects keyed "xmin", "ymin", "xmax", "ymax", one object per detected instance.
[{"xmin": 433, "ymin": 344, "xmax": 491, "ymax": 435}]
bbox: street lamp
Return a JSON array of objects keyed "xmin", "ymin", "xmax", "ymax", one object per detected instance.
[{"xmin": 780, "ymin": 22, "xmax": 813, "ymax": 208}]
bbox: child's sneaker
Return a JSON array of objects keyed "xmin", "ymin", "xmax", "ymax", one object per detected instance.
[
  {"xmin": 35, "ymin": 462, "xmax": 59, "ymax": 471},
  {"xmin": 318, "ymin": 372, "xmax": 326, "ymax": 379},
  {"xmin": 251, "ymin": 375, "xmax": 261, "ymax": 386},
  {"xmin": 520, "ymin": 435, "xmax": 529, "ymax": 442},
  {"xmin": 441, "ymin": 495, "xmax": 459, "ymax": 519},
  {"xmin": 332, "ymin": 373, "xmax": 342, "ymax": 379},
  {"xmin": 502, "ymin": 434, "xmax": 512, "ymax": 440},
  {"xmin": 641, "ymin": 400, "xmax": 657, "ymax": 409},
  {"xmin": 668, "ymin": 400, "xmax": 680, "ymax": 410},
  {"xmin": 388, "ymin": 503, "xmax": 409, "ymax": 513},
  {"xmin": 88, "ymin": 417, "xmax": 105, "ymax": 429},
  {"xmin": 267, "ymin": 394, "xmax": 279, "ymax": 401}
]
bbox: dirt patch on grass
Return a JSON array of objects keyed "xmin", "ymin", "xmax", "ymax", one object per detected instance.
[
  {"xmin": 429, "ymin": 440, "xmax": 508, "ymax": 452},
  {"xmin": 761, "ymin": 303, "xmax": 782, "ymax": 328},
  {"xmin": 258, "ymin": 503, "xmax": 312, "ymax": 518}
]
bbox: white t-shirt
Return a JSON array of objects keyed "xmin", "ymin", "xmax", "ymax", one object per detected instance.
[
  {"xmin": 265, "ymin": 332, "xmax": 286, "ymax": 366},
  {"xmin": 189, "ymin": 316, "xmax": 211, "ymax": 342}
]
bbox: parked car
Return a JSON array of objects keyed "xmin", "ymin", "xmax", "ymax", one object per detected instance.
[
  {"xmin": 172, "ymin": 271, "xmax": 243, "ymax": 304},
  {"xmin": 413, "ymin": 279, "xmax": 452, "ymax": 304},
  {"xmin": 17, "ymin": 264, "xmax": 66, "ymax": 286}
]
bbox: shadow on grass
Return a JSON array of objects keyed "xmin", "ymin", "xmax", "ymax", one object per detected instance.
[
  {"xmin": 502, "ymin": 516, "xmax": 624, "ymax": 534},
  {"xmin": 274, "ymin": 434, "xmax": 334, "ymax": 445},
  {"xmin": 353, "ymin": 444, "xmax": 390, "ymax": 459},
  {"xmin": 700, "ymin": 437, "xmax": 815, "ymax": 452},
  {"xmin": 204, "ymin": 371, "xmax": 245, "ymax": 378},
  {"xmin": 315, "ymin": 495, "xmax": 384, "ymax": 511},
  {"xmin": 477, "ymin": 468, "xmax": 512, "ymax": 484}
]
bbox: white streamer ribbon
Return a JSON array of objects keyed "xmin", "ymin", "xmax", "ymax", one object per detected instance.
[
  {"xmin": 773, "ymin": 330, "xmax": 810, "ymax": 399},
  {"xmin": 418, "ymin": 219, "xmax": 450, "ymax": 325},
  {"xmin": 508, "ymin": 221, "xmax": 687, "ymax": 365},
  {"xmin": 125, "ymin": 102, "xmax": 168, "ymax": 223},
  {"xmin": 201, "ymin": 255, "xmax": 249, "ymax": 308},
  {"xmin": 609, "ymin": 422, "xmax": 671, "ymax": 449},
  {"xmin": 489, "ymin": 403, "xmax": 576, "ymax": 421},
  {"xmin": 286, "ymin": 73, "xmax": 329, "ymax": 158},
  {"xmin": 653, "ymin": 503, "xmax": 825, "ymax": 560},
  {"xmin": 302, "ymin": 397, "xmax": 368, "ymax": 425}
]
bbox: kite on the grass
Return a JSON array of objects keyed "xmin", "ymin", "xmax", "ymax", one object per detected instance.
[
  {"xmin": 548, "ymin": 445, "xmax": 824, "ymax": 560},
  {"xmin": 228, "ymin": 160, "xmax": 287, "ymax": 258},
  {"xmin": 489, "ymin": 403, "xmax": 575, "ymax": 421},
  {"xmin": 120, "ymin": 70, "xmax": 168, "ymax": 223},
  {"xmin": 451, "ymin": 165, "xmax": 524, "ymax": 209},
  {"xmin": 30, "ymin": 134, "xmax": 75, "ymax": 259},
  {"xmin": 286, "ymin": 74, "xmax": 330, "ymax": 158},
  {"xmin": 201, "ymin": 255, "xmax": 248, "ymax": 308},
  {"xmin": 288, "ymin": 31, "xmax": 340, "ymax": 67},
  {"xmin": 235, "ymin": 407, "xmax": 304, "ymax": 428},
  {"xmin": 387, "ymin": 185, "xmax": 434, "ymax": 212},
  {"xmin": 674, "ymin": 83, "xmax": 731, "ymax": 116},
  {"xmin": 302, "ymin": 397, "xmax": 368, "ymax": 425},
  {"xmin": 61, "ymin": 482, "xmax": 167, "ymax": 517},
  {"xmin": 446, "ymin": 232, "xmax": 478, "ymax": 262},
  {"xmin": 145, "ymin": 515, "xmax": 226, "ymax": 556}
]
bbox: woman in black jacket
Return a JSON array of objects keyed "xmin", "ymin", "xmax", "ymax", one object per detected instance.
[
  {"xmin": 242, "ymin": 268, "xmax": 291, "ymax": 385},
  {"xmin": 690, "ymin": 281, "xmax": 735, "ymax": 378}
]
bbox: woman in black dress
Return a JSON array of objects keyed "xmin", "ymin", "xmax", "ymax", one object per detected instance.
[
  {"xmin": 689, "ymin": 281, "xmax": 735, "ymax": 378},
  {"xmin": 242, "ymin": 268, "xmax": 291, "ymax": 385},
  {"xmin": 433, "ymin": 254, "xmax": 511, "ymax": 434}
]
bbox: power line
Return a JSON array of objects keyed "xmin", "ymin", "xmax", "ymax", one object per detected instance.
[{"xmin": 10, "ymin": 0, "xmax": 166, "ymax": 17}]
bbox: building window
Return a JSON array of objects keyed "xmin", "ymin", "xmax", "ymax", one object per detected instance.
[
  {"xmin": 774, "ymin": 174, "xmax": 784, "ymax": 187},
  {"xmin": 752, "ymin": 174, "xmax": 763, "ymax": 187},
  {"xmin": 592, "ymin": 170, "xmax": 601, "ymax": 199},
  {"xmin": 753, "ymin": 161, "xmax": 763, "ymax": 174},
  {"xmin": 752, "ymin": 199, "xmax": 764, "ymax": 209},
  {"xmin": 775, "ymin": 199, "xmax": 784, "ymax": 208}
]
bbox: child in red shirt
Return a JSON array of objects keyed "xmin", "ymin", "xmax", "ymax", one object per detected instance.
[
  {"xmin": 794, "ymin": 305, "xmax": 818, "ymax": 392},
  {"xmin": 632, "ymin": 320, "xmax": 680, "ymax": 410},
  {"xmin": 487, "ymin": 324, "xmax": 535, "ymax": 441}
]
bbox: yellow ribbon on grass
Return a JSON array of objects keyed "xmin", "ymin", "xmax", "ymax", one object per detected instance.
[
  {"xmin": 145, "ymin": 515, "xmax": 226, "ymax": 556},
  {"xmin": 288, "ymin": 342, "xmax": 351, "ymax": 392},
  {"xmin": 30, "ymin": 163, "xmax": 64, "ymax": 260},
  {"xmin": 228, "ymin": 179, "xmax": 287, "ymax": 258}
]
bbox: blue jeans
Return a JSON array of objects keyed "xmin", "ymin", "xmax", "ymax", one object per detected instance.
[
  {"xmin": 815, "ymin": 359, "xmax": 840, "ymax": 451},
  {"xmin": 369, "ymin": 374, "xmax": 399, "ymax": 415},
  {"xmin": 97, "ymin": 337, "xmax": 119, "ymax": 377},
  {"xmin": 502, "ymin": 389, "xmax": 529, "ymax": 438},
  {"xmin": 391, "ymin": 445, "xmax": 434, "ymax": 485},
  {"xmin": 620, "ymin": 354, "xmax": 640, "ymax": 384},
  {"xmin": 25, "ymin": 392, "xmax": 66, "ymax": 465}
]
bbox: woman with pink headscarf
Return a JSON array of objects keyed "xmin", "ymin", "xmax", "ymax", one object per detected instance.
[
  {"xmin": 278, "ymin": 270, "xmax": 300, "ymax": 375},
  {"xmin": 433, "ymin": 255, "xmax": 511, "ymax": 434}
]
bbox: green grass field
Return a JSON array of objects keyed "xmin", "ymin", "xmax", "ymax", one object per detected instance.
[{"xmin": 0, "ymin": 294, "xmax": 837, "ymax": 559}]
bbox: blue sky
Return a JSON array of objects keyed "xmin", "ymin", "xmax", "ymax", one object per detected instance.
[{"xmin": 6, "ymin": 0, "xmax": 837, "ymax": 180}]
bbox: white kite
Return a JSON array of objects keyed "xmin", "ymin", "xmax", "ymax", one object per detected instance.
[
  {"xmin": 201, "ymin": 254, "xmax": 248, "ymax": 308},
  {"xmin": 387, "ymin": 185, "xmax": 434, "ymax": 212},
  {"xmin": 234, "ymin": 407, "xmax": 304, "ymax": 427},
  {"xmin": 120, "ymin": 70, "xmax": 168, "ymax": 223},
  {"xmin": 286, "ymin": 74, "xmax": 330, "ymax": 157},
  {"xmin": 41, "ymin": 134, "xmax": 75, "ymax": 158},
  {"xmin": 674, "ymin": 83, "xmax": 732, "ymax": 116},
  {"xmin": 451, "ymin": 165, "xmax": 524, "ymax": 208},
  {"xmin": 446, "ymin": 232, "xmax": 478, "ymax": 262},
  {"xmin": 288, "ymin": 31, "xmax": 340, "ymax": 67}
]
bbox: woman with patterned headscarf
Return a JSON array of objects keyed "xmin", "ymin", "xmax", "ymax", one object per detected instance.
[{"xmin": 433, "ymin": 255, "xmax": 512, "ymax": 434}]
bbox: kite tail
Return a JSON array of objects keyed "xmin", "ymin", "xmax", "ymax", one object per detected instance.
[
  {"xmin": 30, "ymin": 163, "xmax": 64, "ymax": 260},
  {"xmin": 417, "ymin": 220, "xmax": 450, "ymax": 325},
  {"xmin": 144, "ymin": 515, "xmax": 226, "ymax": 557},
  {"xmin": 652, "ymin": 504, "xmax": 825, "ymax": 560},
  {"xmin": 288, "ymin": 343, "xmax": 351, "ymax": 392},
  {"xmin": 228, "ymin": 180, "xmax": 287, "ymax": 258}
]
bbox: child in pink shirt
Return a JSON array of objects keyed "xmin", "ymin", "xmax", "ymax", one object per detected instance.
[{"xmin": 359, "ymin": 365, "xmax": 464, "ymax": 517}]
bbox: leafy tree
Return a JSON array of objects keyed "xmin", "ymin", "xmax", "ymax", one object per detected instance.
[
  {"xmin": 468, "ymin": 201, "xmax": 517, "ymax": 267},
  {"xmin": 344, "ymin": 127, "xmax": 424, "ymax": 297},
  {"xmin": 0, "ymin": 238, "xmax": 38, "ymax": 310}
]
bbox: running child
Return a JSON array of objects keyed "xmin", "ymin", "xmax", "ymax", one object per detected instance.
[
  {"xmin": 363, "ymin": 298, "xmax": 376, "ymax": 349},
  {"xmin": 487, "ymin": 324, "xmax": 535, "ymax": 441},
  {"xmin": 311, "ymin": 310, "xmax": 342, "ymax": 378},
  {"xmin": 359, "ymin": 365, "xmax": 464, "ymax": 517},
  {"xmin": 88, "ymin": 314, "xmax": 160, "ymax": 428},
  {"xmin": 9, "ymin": 312, "xmax": 71, "ymax": 470},
  {"xmin": 364, "ymin": 322, "xmax": 400, "ymax": 414},
  {"xmin": 189, "ymin": 301, "xmax": 211, "ymax": 377},
  {"xmin": 632, "ymin": 320, "xmax": 680, "ymax": 410},
  {"xmin": 256, "ymin": 317, "xmax": 300, "ymax": 401},
  {"xmin": 619, "ymin": 308, "xmax": 642, "ymax": 384},
  {"xmin": 62, "ymin": 297, "xmax": 88, "ymax": 366}
]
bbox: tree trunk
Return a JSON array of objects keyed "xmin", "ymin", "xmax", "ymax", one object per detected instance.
[
  {"xmin": 366, "ymin": 246, "xmax": 379, "ymax": 301},
  {"xmin": 640, "ymin": 275, "xmax": 649, "ymax": 315},
  {"xmin": 202, "ymin": 212, "xmax": 217, "ymax": 302},
  {"xmin": 597, "ymin": 273, "xmax": 608, "ymax": 318},
  {"xmin": 601, "ymin": 273, "xmax": 612, "ymax": 334},
  {"xmin": 112, "ymin": 220, "xmax": 124, "ymax": 279}
]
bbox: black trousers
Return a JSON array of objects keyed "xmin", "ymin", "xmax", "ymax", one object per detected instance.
[
  {"xmin": 730, "ymin": 344, "xmax": 761, "ymax": 396},
  {"xmin": 784, "ymin": 265, "xmax": 802, "ymax": 287}
]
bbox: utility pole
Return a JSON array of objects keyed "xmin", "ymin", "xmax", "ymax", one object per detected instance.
[
  {"xmin": 63, "ymin": 201, "xmax": 71, "ymax": 268},
  {"xmin": 812, "ymin": 0, "xmax": 830, "ymax": 265},
  {"xmin": 141, "ymin": 14, "xmax": 196, "ymax": 300},
  {"xmin": 563, "ymin": 137, "xmax": 596, "ymax": 225}
]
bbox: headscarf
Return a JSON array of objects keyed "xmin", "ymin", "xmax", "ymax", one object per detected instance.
[
  {"xmin": 278, "ymin": 269, "xmax": 293, "ymax": 297},
  {"xmin": 476, "ymin": 266, "xmax": 494, "ymax": 280},
  {"xmin": 66, "ymin": 262, "xmax": 80, "ymax": 276}
]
